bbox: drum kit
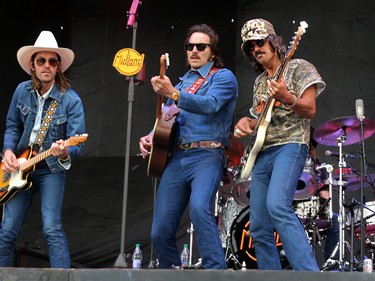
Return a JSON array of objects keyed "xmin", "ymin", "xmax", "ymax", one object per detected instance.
[{"xmin": 216, "ymin": 116, "xmax": 375, "ymax": 270}]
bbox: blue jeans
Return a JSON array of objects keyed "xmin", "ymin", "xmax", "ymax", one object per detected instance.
[
  {"xmin": 0, "ymin": 162, "xmax": 70, "ymax": 268},
  {"xmin": 249, "ymin": 143, "xmax": 319, "ymax": 271},
  {"xmin": 151, "ymin": 148, "xmax": 227, "ymax": 269}
]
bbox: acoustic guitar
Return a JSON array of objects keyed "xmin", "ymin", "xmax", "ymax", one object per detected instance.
[
  {"xmin": 240, "ymin": 21, "xmax": 309, "ymax": 180},
  {"xmin": 147, "ymin": 54, "xmax": 180, "ymax": 177},
  {"xmin": 0, "ymin": 134, "xmax": 88, "ymax": 204}
]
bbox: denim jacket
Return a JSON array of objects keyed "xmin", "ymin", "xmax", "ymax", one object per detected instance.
[
  {"xmin": 167, "ymin": 61, "xmax": 238, "ymax": 148},
  {"xmin": 3, "ymin": 80, "xmax": 86, "ymax": 173}
]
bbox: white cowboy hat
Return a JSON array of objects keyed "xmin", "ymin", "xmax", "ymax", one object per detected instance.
[{"xmin": 17, "ymin": 30, "xmax": 75, "ymax": 74}]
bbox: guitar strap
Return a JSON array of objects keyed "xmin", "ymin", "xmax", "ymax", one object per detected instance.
[
  {"xmin": 33, "ymin": 99, "xmax": 59, "ymax": 153},
  {"xmin": 186, "ymin": 67, "xmax": 219, "ymax": 94},
  {"xmin": 164, "ymin": 67, "xmax": 219, "ymax": 122}
]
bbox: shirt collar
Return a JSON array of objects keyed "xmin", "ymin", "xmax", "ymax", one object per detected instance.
[
  {"xmin": 36, "ymin": 84, "xmax": 53, "ymax": 100},
  {"xmin": 190, "ymin": 61, "xmax": 215, "ymax": 78}
]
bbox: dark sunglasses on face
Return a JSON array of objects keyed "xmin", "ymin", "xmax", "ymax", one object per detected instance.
[
  {"xmin": 244, "ymin": 39, "xmax": 266, "ymax": 52},
  {"xmin": 35, "ymin": 57, "xmax": 60, "ymax": 67},
  {"xmin": 184, "ymin": 43, "xmax": 210, "ymax": 51}
]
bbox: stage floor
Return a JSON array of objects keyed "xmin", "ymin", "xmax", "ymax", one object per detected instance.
[{"xmin": 0, "ymin": 267, "xmax": 374, "ymax": 281}]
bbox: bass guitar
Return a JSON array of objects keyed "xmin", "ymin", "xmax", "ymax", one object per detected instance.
[
  {"xmin": 0, "ymin": 134, "xmax": 88, "ymax": 204},
  {"xmin": 240, "ymin": 21, "xmax": 308, "ymax": 180},
  {"xmin": 147, "ymin": 53, "xmax": 180, "ymax": 177}
]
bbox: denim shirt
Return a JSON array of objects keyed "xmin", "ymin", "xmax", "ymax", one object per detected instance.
[
  {"xmin": 3, "ymin": 80, "xmax": 86, "ymax": 173},
  {"xmin": 167, "ymin": 62, "xmax": 238, "ymax": 148}
]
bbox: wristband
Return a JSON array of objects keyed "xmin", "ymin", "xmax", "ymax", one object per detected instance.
[{"xmin": 287, "ymin": 95, "xmax": 298, "ymax": 108}]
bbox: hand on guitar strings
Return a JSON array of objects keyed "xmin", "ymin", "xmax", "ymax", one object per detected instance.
[
  {"xmin": 1, "ymin": 150, "xmax": 19, "ymax": 172},
  {"xmin": 139, "ymin": 133, "xmax": 153, "ymax": 159},
  {"xmin": 267, "ymin": 78, "xmax": 292, "ymax": 104},
  {"xmin": 131, "ymin": 153, "xmax": 150, "ymax": 171}
]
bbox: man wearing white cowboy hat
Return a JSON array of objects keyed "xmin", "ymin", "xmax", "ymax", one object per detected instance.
[{"xmin": 0, "ymin": 30, "xmax": 86, "ymax": 268}]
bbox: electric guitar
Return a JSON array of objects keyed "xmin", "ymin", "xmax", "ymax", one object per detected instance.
[
  {"xmin": 0, "ymin": 134, "xmax": 88, "ymax": 204},
  {"xmin": 240, "ymin": 21, "xmax": 308, "ymax": 180},
  {"xmin": 147, "ymin": 53, "xmax": 180, "ymax": 177}
]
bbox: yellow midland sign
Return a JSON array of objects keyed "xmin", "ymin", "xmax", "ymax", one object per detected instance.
[{"xmin": 113, "ymin": 48, "xmax": 145, "ymax": 76}]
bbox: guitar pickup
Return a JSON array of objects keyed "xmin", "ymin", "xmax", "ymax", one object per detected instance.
[{"xmin": 2, "ymin": 172, "xmax": 10, "ymax": 182}]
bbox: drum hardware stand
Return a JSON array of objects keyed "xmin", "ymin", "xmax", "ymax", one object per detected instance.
[
  {"xmin": 185, "ymin": 222, "xmax": 204, "ymax": 269},
  {"xmin": 304, "ymin": 197, "xmax": 331, "ymax": 254},
  {"xmin": 186, "ymin": 223, "xmax": 195, "ymax": 266},
  {"xmin": 335, "ymin": 134, "xmax": 352, "ymax": 270},
  {"xmin": 302, "ymin": 164, "xmax": 334, "ymax": 256},
  {"xmin": 224, "ymin": 234, "xmax": 242, "ymax": 269},
  {"xmin": 326, "ymin": 132, "xmax": 363, "ymax": 271}
]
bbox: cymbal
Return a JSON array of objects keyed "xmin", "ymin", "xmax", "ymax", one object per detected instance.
[
  {"xmin": 333, "ymin": 167, "xmax": 354, "ymax": 179},
  {"xmin": 313, "ymin": 116, "xmax": 375, "ymax": 146},
  {"xmin": 224, "ymin": 133, "xmax": 244, "ymax": 167},
  {"xmin": 344, "ymin": 173, "xmax": 375, "ymax": 191}
]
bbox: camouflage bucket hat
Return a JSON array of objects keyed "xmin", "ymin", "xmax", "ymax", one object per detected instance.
[{"xmin": 241, "ymin": 18, "xmax": 276, "ymax": 49}]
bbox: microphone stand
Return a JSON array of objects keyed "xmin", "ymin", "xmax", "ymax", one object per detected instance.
[
  {"xmin": 358, "ymin": 116, "xmax": 367, "ymax": 262},
  {"xmin": 148, "ymin": 177, "xmax": 159, "ymax": 268},
  {"xmin": 114, "ymin": 0, "xmax": 141, "ymax": 267}
]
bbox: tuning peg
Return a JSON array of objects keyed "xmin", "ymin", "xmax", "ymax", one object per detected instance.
[{"xmin": 300, "ymin": 21, "xmax": 308, "ymax": 29}]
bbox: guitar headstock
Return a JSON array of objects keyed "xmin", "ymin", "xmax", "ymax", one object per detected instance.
[
  {"xmin": 286, "ymin": 21, "xmax": 308, "ymax": 59},
  {"xmin": 159, "ymin": 53, "xmax": 170, "ymax": 79},
  {"xmin": 64, "ymin": 134, "xmax": 89, "ymax": 147},
  {"xmin": 164, "ymin": 53, "xmax": 170, "ymax": 69}
]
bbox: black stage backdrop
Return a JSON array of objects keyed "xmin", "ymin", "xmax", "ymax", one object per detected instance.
[{"xmin": 1, "ymin": 0, "xmax": 375, "ymax": 269}]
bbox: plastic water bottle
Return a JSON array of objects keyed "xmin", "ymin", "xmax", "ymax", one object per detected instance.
[
  {"xmin": 180, "ymin": 244, "xmax": 190, "ymax": 268},
  {"xmin": 363, "ymin": 256, "xmax": 373, "ymax": 272},
  {"xmin": 132, "ymin": 243, "xmax": 143, "ymax": 269},
  {"xmin": 241, "ymin": 261, "xmax": 247, "ymax": 271}
]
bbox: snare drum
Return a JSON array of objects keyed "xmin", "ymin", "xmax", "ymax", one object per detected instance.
[
  {"xmin": 232, "ymin": 178, "xmax": 251, "ymax": 208},
  {"xmin": 293, "ymin": 196, "xmax": 331, "ymax": 230}
]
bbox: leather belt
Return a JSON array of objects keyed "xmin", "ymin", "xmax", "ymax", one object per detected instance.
[{"xmin": 176, "ymin": 141, "xmax": 224, "ymax": 150}]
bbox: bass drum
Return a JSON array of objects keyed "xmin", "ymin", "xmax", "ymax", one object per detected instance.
[{"xmin": 229, "ymin": 206, "xmax": 289, "ymax": 269}]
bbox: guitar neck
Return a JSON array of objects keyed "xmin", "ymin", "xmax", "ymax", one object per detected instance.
[
  {"xmin": 156, "ymin": 53, "xmax": 169, "ymax": 120},
  {"xmin": 156, "ymin": 64, "xmax": 165, "ymax": 119},
  {"xmin": 156, "ymin": 96, "xmax": 163, "ymax": 119},
  {"xmin": 253, "ymin": 51, "xmax": 294, "ymax": 132},
  {"xmin": 20, "ymin": 149, "xmax": 51, "ymax": 171}
]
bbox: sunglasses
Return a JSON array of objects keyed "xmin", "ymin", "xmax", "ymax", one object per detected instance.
[
  {"xmin": 244, "ymin": 39, "xmax": 266, "ymax": 52},
  {"xmin": 35, "ymin": 57, "xmax": 60, "ymax": 67},
  {"xmin": 184, "ymin": 43, "xmax": 210, "ymax": 51}
]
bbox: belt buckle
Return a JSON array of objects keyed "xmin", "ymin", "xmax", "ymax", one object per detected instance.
[
  {"xmin": 181, "ymin": 143, "xmax": 193, "ymax": 149},
  {"xmin": 209, "ymin": 141, "xmax": 221, "ymax": 148}
]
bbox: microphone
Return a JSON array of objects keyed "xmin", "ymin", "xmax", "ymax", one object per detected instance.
[
  {"xmin": 325, "ymin": 149, "xmax": 357, "ymax": 159},
  {"xmin": 355, "ymin": 99, "xmax": 364, "ymax": 121},
  {"xmin": 126, "ymin": 0, "xmax": 140, "ymax": 28}
]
